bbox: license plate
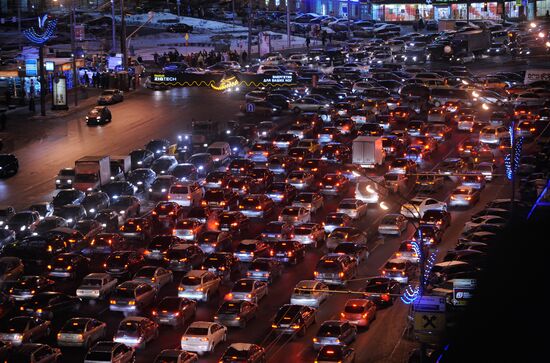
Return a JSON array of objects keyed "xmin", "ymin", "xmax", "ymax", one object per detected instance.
[
  {"xmin": 325, "ymin": 185, "xmax": 333, "ymax": 189},
  {"xmin": 159, "ymin": 319, "xmax": 170, "ymax": 323},
  {"xmin": 221, "ymin": 227, "xmax": 230, "ymax": 231}
]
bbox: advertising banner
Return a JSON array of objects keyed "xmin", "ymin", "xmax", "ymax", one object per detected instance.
[{"xmin": 52, "ymin": 76, "xmax": 68, "ymax": 110}]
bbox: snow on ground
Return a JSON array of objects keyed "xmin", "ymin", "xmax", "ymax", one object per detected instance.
[
  {"xmin": 121, "ymin": 12, "xmax": 248, "ymax": 33},
  {"xmin": 132, "ymin": 32, "xmax": 308, "ymax": 60}
]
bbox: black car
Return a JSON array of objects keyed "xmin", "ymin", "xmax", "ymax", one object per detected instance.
[
  {"xmin": 271, "ymin": 304, "xmax": 316, "ymax": 335},
  {"xmin": 4, "ymin": 211, "xmax": 40, "ymax": 237},
  {"xmin": 201, "ymin": 252, "xmax": 241, "ymax": 280},
  {"xmin": 167, "ymin": 23, "xmax": 193, "ymax": 33},
  {"xmin": 81, "ymin": 191, "xmax": 111, "ymax": 218},
  {"xmin": 86, "ymin": 106, "xmax": 112, "ymax": 125},
  {"xmin": 104, "ymin": 251, "xmax": 145, "ymax": 278},
  {"xmin": 52, "ymin": 189, "xmax": 85, "ymax": 209},
  {"xmin": 364, "ymin": 277, "xmax": 401, "ymax": 306},
  {"xmin": 165, "ymin": 244, "xmax": 205, "ymax": 272},
  {"xmin": 0, "ymin": 154, "xmax": 18, "ymax": 177},
  {"xmin": 21, "ymin": 291, "xmax": 81, "ymax": 319},
  {"xmin": 101, "ymin": 181, "xmax": 137, "ymax": 201},
  {"xmin": 420, "ymin": 209, "xmax": 451, "ymax": 231},
  {"xmin": 226, "ymin": 136, "xmax": 249, "ymax": 157},
  {"xmin": 171, "ymin": 163, "xmax": 198, "ymax": 181},
  {"xmin": 269, "ymin": 241, "xmax": 306, "ymax": 265},
  {"xmin": 146, "ymin": 139, "xmax": 172, "ymax": 157},
  {"xmin": 151, "ymin": 155, "xmax": 178, "ymax": 175},
  {"xmin": 0, "ymin": 292, "xmax": 15, "ymax": 319},
  {"xmin": 97, "ymin": 89, "xmax": 123, "ymax": 104},
  {"xmin": 187, "ymin": 153, "xmax": 215, "ymax": 176},
  {"xmin": 215, "ymin": 300, "xmax": 258, "ymax": 329},
  {"xmin": 8, "ymin": 275, "xmax": 55, "ymax": 302},
  {"xmin": 130, "ymin": 149, "xmax": 155, "ymax": 169},
  {"xmin": 246, "ymin": 257, "xmax": 284, "ymax": 284},
  {"xmin": 94, "ymin": 209, "xmax": 120, "ymax": 232},
  {"xmin": 151, "ymin": 297, "xmax": 196, "ymax": 327},
  {"xmin": 128, "ymin": 168, "xmax": 157, "ymax": 192},
  {"xmin": 47, "ymin": 253, "xmax": 90, "ymax": 279},
  {"xmin": 53, "ymin": 204, "xmax": 87, "ymax": 228},
  {"xmin": 1, "ymin": 236, "xmax": 69, "ymax": 274}
]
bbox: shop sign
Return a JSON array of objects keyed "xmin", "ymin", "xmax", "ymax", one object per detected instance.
[{"xmin": 26, "ymin": 59, "xmax": 38, "ymax": 76}]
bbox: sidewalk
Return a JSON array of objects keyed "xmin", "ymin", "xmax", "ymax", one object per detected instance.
[{"xmin": 0, "ymin": 87, "xmax": 104, "ymax": 153}]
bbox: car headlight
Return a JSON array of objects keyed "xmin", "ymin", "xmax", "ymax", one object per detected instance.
[
  {"xmin": 272, "ymin": 108, "xmax": 277, "ymax": 111},
  {"xmin": 413, "ymin": 56, "xmax": 417, "ymax": 61},
  {"xmin": 67, "ymin": 180, "xmax": 72, "ymax": 183},
  {"xmin": 148, "ymin": 188, "xmax": 153, "ymax": 192},
  {"xmin": 137, "ymin": 181, "xmax": 143, "ymax": 185},
  {"xmin": 198, "ymin": 166, "xmax": 204, "ymax": 170},
  {"xmin": 161, "ymin": 188, "xmax": 167, "ymax": 193},
  {"xmin": 66, "ymin": 218, "xmax": 73, "ymax": 223},
  {"xmin": 120, "ymin": 210, "xmax": 125, "ymax": 214},
  {"xmin": 137, "ymin": 161, "xmax": 143, "ymax": 165},
  {"xmin": 20, "ymin": 225, "xmax": 26, "ymax": 231},
  {"xmin": 56, "ymin": 179, "xmax": 61, "ymax": 183},
  {"xmin": 96, "ymin": 117, "xmax": 101, "ymax": 119},
  {"xmin": 89, "ymin": 208, "xmax": 96, "ymax": 213}
]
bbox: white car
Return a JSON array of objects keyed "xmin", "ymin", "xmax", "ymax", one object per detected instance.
[
  {"xmin": 76, "ymin": 273, "xmax": 118, "ymax": 300},
  {"xmin": 479, "ymin": 125, "xmax": 508, "ymax": 145},
  {"xmin": 168, "ymin": 182, "xmax": 203, "ymax": 207},
  {"xmin": 401, "ymin": 197, "xmax": 447, "ymax": 219},
  {"xmin": 474, "ymin": 162, "xmax": 496, "ymax": 181},
  {"xmin": 289, "ymin": 97, "xmax": 330, "ymax": 113},
  {"xmin": 457, "ymin": 115, "xmax": 475, "ymax": 132},
  {"xmin": 462, "ymin": 215, "xmax": 507, "ymax": 234},
  {"xmin": 279, "ymin": 206, "xmax": 311, "ymax": 225},
  {"xmin": 180, "ymin": 321, "xmax": 227, "ymax": 354},
  {"xmin": 337, "ymin": 199, "xmax": 368, "ymax": 220},
  {"xmin": 449, "ymin": 186, "xmax": 480, "ymax": 207},
  {"xmin": 290, "ymin": 280, "xmax": 329, "ymax": 307},
  {"xmin": 293, "ymin": 192, "xmax": 324, "ymax": 213},
  {"xmin": 287, "ymin": 53, "xmax": 308, "ymax": 63}
]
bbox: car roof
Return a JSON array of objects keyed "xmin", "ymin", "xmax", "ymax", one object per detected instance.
[
  {"xmin": 227, "ymin": 343, "xmax": 255, "ymax": 351},
  {"xmin": 387, "ymin": 258, "xmax": 408, "ymax": 264},
  {"xmin": 121, "ymin": 316, "xmax": 148, "ymax": 323},
  {"xmin": 186, "ymin": 270, "xmax": 209, "ymax": 278},
  {"xmin": 296, "ymin": 280, "xmax": 319, "ymax": 288}
]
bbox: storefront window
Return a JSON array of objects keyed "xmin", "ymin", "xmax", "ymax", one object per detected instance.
[
  {"xmin": 536, "ymin": 0, "xmax": 550, "ymax": 16},
  {"xmin": 505, "ymin": 1, "xmax": 519, "ymax": 17}
]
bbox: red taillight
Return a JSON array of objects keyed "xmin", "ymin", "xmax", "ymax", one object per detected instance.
[{"xmin": 269, "ymin": 250, "xmax": 274, "ymax": 256}]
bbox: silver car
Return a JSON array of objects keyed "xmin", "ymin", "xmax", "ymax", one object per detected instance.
[
  {"xmin": 290, "ymin": 280, "xmax": 329, "ymax": 307},
  {"xmin": 0, "ymin": 316, "xmax": 51, "ymax": 345},
  {"xmin": 77, "ymin": 273, "xmax": 118, "ymax": 300},
  {"xmin": 113, "ymin": 317, "xmax": 159, "ymax": 349},
  {"xmin": 57, "ymin": 317, "xmax": 107, "ymax": 348},
  {"xmin": 378, "ymin": 214, "xmax": 408, "ymax": 236},
  {"xmin": 132, "ymin": 266, "xmax": 173, "ymax": 290},
  {"xmin": 178, "ymin": 270, "xmax": 221, "ymax": 302},
  {"xmin": 224, "ymin": 278, "xmax": 268, "ymax": 303}
]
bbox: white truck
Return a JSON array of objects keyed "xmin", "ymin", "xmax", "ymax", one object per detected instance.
[
  {"xmin": 352, "ymin": 136, "xmax": 385, "ymax": 169},
  {"xmin": 74, "ymin": 156, "xmax": 111, "ymax": 192},
  {"xmin": 111, "ymin": 155, "xmax": 131, "ymax": 174}
]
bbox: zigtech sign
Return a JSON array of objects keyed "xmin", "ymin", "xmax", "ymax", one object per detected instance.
[{"xmin": 151, "ymin": 72, "xmax": 297, "ymax": 89}]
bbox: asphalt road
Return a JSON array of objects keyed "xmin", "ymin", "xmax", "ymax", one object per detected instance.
[{"xmin": 0, "ymin": 84, "xmax": 512, "ymax": 363}]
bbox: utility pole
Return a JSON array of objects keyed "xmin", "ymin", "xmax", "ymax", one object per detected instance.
[
  {"xmin": 39, "ymin": 44, "xmax": 46, "ymax": 116},
  {"xmin": 177, "ymin": 0, "xmax": 181, "ymax": 17},
  {"xmin": 17, "ymin": 2, "xmax": 21, "ymax": 50},
  {"xmin": 70, "ymin": 0, "xmax": 78, "ymax": 106},
  {"xmin": 347, "ymin": 0, "xmax": 352, "ymax": 40},
  {"xmin": 286, "ymin": 0, "xmax": 291, "ymax": 48},
  {"xmin": 510, "ymin": 119, "xmax": 516, "ymax": 218},
  {"xmin": 247, "ymin": 0, "xmax": 252, "ymax": 59},
  {"xmin": 120, "ymin": 0, "xmax": 127, "ymax": 69},
  {"xmin": 111, "ymin": 0, "xmax": 116, "ymax": 52}
]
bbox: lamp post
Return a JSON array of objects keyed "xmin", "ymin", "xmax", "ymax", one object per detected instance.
[
  {"xmin": 111, "ymin": 0, "xmax": 116, "ymax": 52},
  {"xmin": 70, "ymin": 0, "xmax": 78, "ymax": 106},
  {"xmin": 247, "ymin": 0, "xmax": 252, "ymax": 60},
  {"xmin": 120, "ymin": 0, "xmax": 127, "ymax": 70},
  {"xmin": 286, "ymin": 0, "xmax": 291, "ymax": 48},
  {"xmin": 347, "ymin": 0, "xmax": 352, "ymax": 40}
]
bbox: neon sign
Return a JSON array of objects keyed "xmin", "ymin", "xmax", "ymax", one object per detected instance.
[{"xmin": 211, "ymin": 76, "xmax": 239, "ymax": 91}]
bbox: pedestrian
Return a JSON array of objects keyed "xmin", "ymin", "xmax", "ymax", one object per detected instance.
[
  {"xmin": 321, "ymin": 30, "xmax": 327, "ymax": 47},
  {"xmin": 241, "ymin": 50, "xmax": 248, "ymax": 64},
  {"xmin": 546, "ymin": 10, "xmax": 550, "ymax": 20},
  {"xmin": 413, "ymin": 21, "xmax": 418, "ymax": 32},
  {"xmin": 306, "ymin": 35, "xmax": 311, "ymax": 49},
  {"xmin": 4, "ymin": 89, "xmax": 11, "ymax": 107},
  {"xmin": 419, "ymin": 17, "xmax": 425, "ymax": 30},
  {"xmin": 328, "ymin": 32, "xmax": 333, "ymax": 44},
  {"xmin": 83, "ymin": 71, "xmax": 90, "ymax": 87},
  {"xmin": 153, "ymin": 52, "xmax": 159, "ymax": 64},
  {"xmin": 0, "ymin": 111, "xmax": 6, "ymax": 131}
]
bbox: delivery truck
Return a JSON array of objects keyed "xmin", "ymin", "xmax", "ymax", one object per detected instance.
[
  {"xmin": 352, "ymin": 136, "xmax": 385, "ymax": 169},
  {"xmin": 74, "ymin": 156, "xmax": 111, "ymax": 191}
]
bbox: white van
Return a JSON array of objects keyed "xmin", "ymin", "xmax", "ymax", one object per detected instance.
[
  {"xmin": 207, "ymin": 142, "xmax": 231, "ymax": 165},
  {"xmin": 168, "ymin": 182, "xmax": 203, "ymax": 207}
]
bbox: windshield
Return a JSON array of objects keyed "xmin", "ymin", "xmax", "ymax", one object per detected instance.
[
  {"xmin": 317, "ymin": 325, "xmax": 341, "ymax": 336},
  {"xmin": 385, "ymin": 262, "xmax": 405, "ymax": 270},
  {"xmin": 6, "ymin": 318, "xmax": 29, "ymax": 332}
]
